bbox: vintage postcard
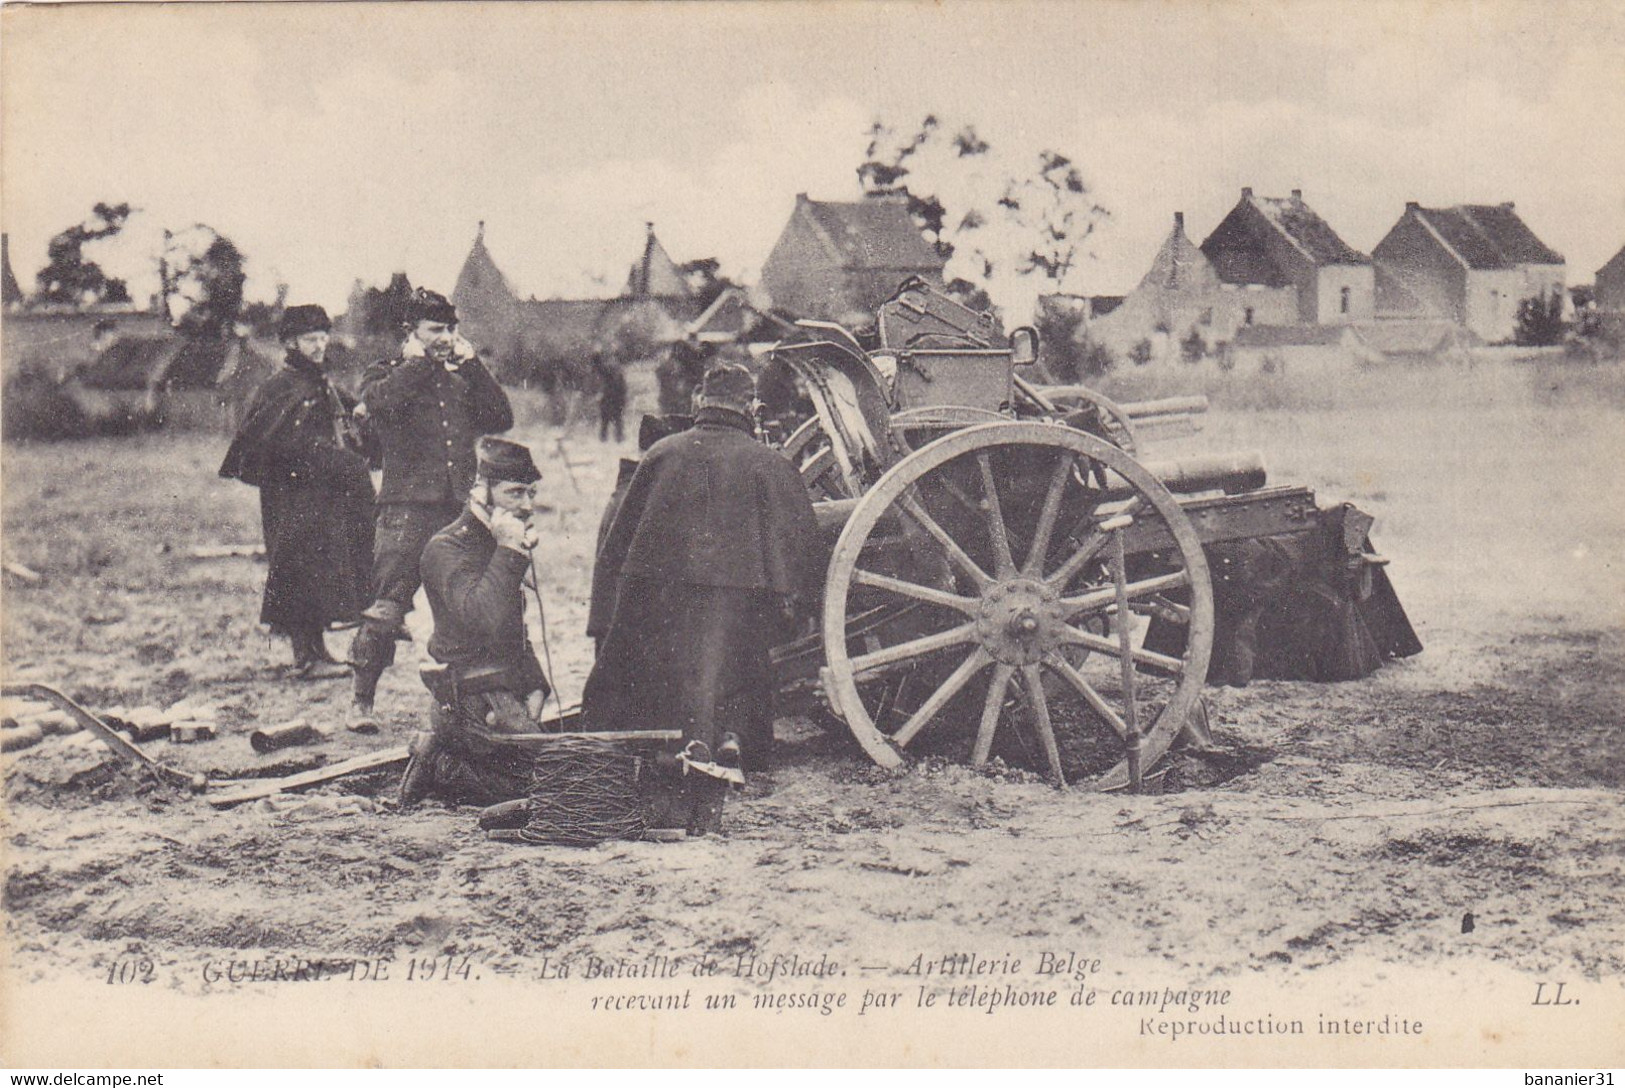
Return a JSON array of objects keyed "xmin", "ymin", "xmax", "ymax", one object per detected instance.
[{"xmin": 2, "ymin": 0, "xmax": 1623, "ymax": 1069}]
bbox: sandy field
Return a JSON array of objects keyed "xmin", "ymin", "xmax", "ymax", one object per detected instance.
[{"xmin": 3, "ymin": 359, "xmax": 1623, "ymax": 1065}]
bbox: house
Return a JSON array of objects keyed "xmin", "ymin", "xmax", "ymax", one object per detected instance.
[
  {"xmin": 759, "ymin": 193, "xmax": 946, "ymax": 326},
  {"xmin": 1596, "ymin": 243, "xmax": 1625, "ymax": 314},
  {"xmin": 1372, "ymin": 202, "xmax": 1566, "ymax": 343},
  {"xmin": 1200, "ymin": 188, "xmax": 1374, "ymax": 326},
  {"xmin": 449, "ymin": 222, "xmax": 703, "ymax": 380},
  {"xmin": 2, "ymin": 234, "xmax": 23, "ymax": 309},
  {"xmin": 1089, "ymin": 211, "xmax": 1299, "ymax": 363}
]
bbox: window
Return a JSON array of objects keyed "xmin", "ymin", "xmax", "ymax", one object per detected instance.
[
  {"xmin": 1340, "ymin": 286, "xmax": 1351, "ymax": 314},
  {"xmin": 1200, "ymin": 307, "xmax": 1213, "ymax": 326},
  {"xmin": 1244, "ymin": 307, "xmax": 1255, "ymax": 326}
]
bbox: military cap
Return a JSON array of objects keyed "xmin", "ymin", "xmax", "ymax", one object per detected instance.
[
  {"xmin": 278, "ymin": 304, "xmax": 331, "ymax": 340},
  {"xmin": 405, "ymin": 287, "xmax": 458, "ymax": 327},
  {"xmin": 699, "ymin": 363, "xmax": 756, "ymax": 407},
  {"xmin": 475, "ymin": 435, "xmax": 541, "ymax": 484}
]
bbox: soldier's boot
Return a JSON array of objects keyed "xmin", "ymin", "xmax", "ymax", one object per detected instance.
[
  {"xmin": 399, "ymin": 730, "xmax": 440, "ymax": 805},
  {"xmin": 347, "ymin": 615, "xmax": 401, "ymax": 731},
  {"xmin": 290, "ymin": 626, "xmax": 350, "ymax": 681}
]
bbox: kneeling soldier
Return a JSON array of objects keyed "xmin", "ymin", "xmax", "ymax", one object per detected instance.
[{"xmin": 400, "ymin": 436, "xmax": 551, "ymax": 805}]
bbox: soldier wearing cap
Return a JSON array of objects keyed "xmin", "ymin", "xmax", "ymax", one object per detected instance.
[
  {"xmin": 582, "ymin": 363, "xmax": 817, "ymax": 776},
  {"xmin": 219, "ymin": 304, "xmax": 375, "ymax": 677},
  {"xmin": 400, "ymin": 436, "xmax": 550, "ymax": 804},
  {"xmin": 347, "ymin": 288, "xmax": 513, "ymax": 729}
]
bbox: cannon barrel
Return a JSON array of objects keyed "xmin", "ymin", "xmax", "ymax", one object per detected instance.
[
  {"xmin": 812, "ymin": 449, "xmax": 1266, "ymax": 532},
  {"xmin": 1030, "ymin": 388, "xmax": 1209, "ymax": 420}
]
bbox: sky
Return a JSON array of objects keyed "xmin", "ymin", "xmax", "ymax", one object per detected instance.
[{"xmin": 4, "ymin": 0, "xmax": 1624, "ymax": 322}]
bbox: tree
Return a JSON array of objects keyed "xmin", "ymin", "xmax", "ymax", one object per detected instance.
[
  {"xmin": 1514, "ymin": 293, "xmax": 1564, "ymax": 346},
  {"xmin": 163, "ymin": 225, "xmax": 246, "ymax": 339},
  {"xmin": 857, "ymin": 115, "xmax": 989, "ymax": 259},
  {"xmin": 35, "ymin": 202, "xmax": 133, "ymax": 306},
  {"xmin": 358, "ymin": 273, "xmax": 416, "ymax": 335},
  {"xmin": 855, "ymin": 116, "xmax": 1110, "ymax": 307},
  {"xmin": 997, "ymin": 151, "xmax": 1109, "ymax": 284}
]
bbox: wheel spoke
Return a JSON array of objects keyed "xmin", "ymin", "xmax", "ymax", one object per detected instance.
[
  {"xmin": 1019, "ymin": 665, "xmax": 1067, "ymax": 787},
  {"xmin": 1045, "ymin": 496, "xmax": 1144, "ymax": 589},
  {"xmin": 1042, "ymin": 651, "xmax": 1128, "ymax": 739},
  {"xmin": 853, "ymin": 569, "xmax": 978, "ymax": 613},
  {"xmin": 1059, "ymin": 626, "xmax": 1186, "ymax": 674},
  {"xmin": 850, "ymin": 621, "xmax": 978, "ymax": 679},
  {"xmin": 976, "ymin": 451, "xmax": 1016, "ymax": 577},
  {"xmin": 899, "ymin": 491, "xmax": 992, "ymax": 590},
  {"xmin": 971, "ymin": 663, "xmax": 1015, "ymax": 765},
  {"xmin": 893, "ymin": 648, "xmax": 992, "ymax": 748},
  {"xmin": 1022, "ymin": 453, "xmax": 1076, "ymax": 576},
  {"xmin": 1059, "ymin": 569, "xmax": 1190, "ymax": 619}
]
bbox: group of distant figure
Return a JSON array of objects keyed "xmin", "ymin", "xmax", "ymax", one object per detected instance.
[{"xmin": 219, "ymin": 289, "xmax": 817, "ymax": 824}]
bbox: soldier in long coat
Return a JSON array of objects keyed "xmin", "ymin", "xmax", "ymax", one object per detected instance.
[
  {"xmin": 219, "ymin": 305, "xmax": 374, "ymax": 678},
  {"xmin": 347, "ymin": 289, "xmax": 513, "ymax": 728},
  {"xmin": 581, "ymin": 364, "xmax": 817, "ymax": 771}
]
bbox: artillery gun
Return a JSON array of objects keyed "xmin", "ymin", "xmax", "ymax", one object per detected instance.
[{"xmin": 762, "ymin": 279, "xmax": 1418, "ymax": 791}]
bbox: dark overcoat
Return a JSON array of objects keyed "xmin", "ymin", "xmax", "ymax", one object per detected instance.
[
  {"xmin": 219, "ymin": 352, "xmax": 375, "ymax": 631},
  {"xmin": 359, "ymin": 352, "xmax": 513, "ymax": 506},
  {"xmin": 580, "ymin": 407, "xmax": 818, "ymax": 764}
]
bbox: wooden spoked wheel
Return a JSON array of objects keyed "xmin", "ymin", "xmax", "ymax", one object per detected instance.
[{"xmin": 820, "ymin": 422, "xmax": 1213, "ymax": 789}]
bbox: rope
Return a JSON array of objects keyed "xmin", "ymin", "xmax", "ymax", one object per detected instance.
[{"xmin": 527, "ymin": 548, "xmax": 560, "ymax": 708}]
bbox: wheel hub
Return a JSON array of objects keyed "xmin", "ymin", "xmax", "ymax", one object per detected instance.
[{"xmin": 977, "ymin": 578, "xmax": 1067, "ymax": 665}]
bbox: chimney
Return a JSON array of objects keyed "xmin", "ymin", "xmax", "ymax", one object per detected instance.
[
  {"xmin": 1290, "ymin": 188, "xmax": 1302, "ymax": 201},
  {"xmin": 1406, "ymin": 201, "xmax": 1419, "ymax": 211},
  {"xmin": 1174, "ymin": 211, "xmax": 1184, "ymax": 233},
  {"xmin": 1241, "ymin": 187, "xmax": 1253, "ymax": 199},
  {"xmin": 1502, "ymin": 201, "xmax": 1515, "ymax": 209}
]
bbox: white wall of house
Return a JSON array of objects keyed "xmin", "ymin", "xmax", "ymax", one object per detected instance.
[
  {"xmin": 1463, "ymin": 263, "xmax": 1565, "ymax": 342},
  {"xmin": 1313, "ymin": 265, "xmax": 1376, "ymax": 325}
]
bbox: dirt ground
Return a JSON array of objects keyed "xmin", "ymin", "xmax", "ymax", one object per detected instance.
[{"xmin": 3, "ymin": 360, "xmax": 1623, "ymax": 1049}]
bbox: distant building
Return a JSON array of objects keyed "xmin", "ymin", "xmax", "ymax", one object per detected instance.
[
  {"xmin": 1088, "ymin": 211, "xmax": 1298, "ymax": 363},
  {"xmin": 449, "ymin": 222, "xmax": 702, "ymax": 379},
  {"xmin": 1199, "ymin": 188, "xmax": 1374, "ymax": 326},
  {"xmin": 1372, "ymin": 202, "xmax": 1566, "ymax": 343},
  {"xmin": 1219, "ymin": 323, "xmax": 1383, "ymax": 375},
  {"xmin": 759, "ymin": 193, "xmax": 946, "ymax": 326},
  {"xmin": 1, "ymin": 234, "xmax": 24, "ymax": 309},
  {"xmin": 1595, "ymin": 242, "xmax": 1625, "ymax": 315}
]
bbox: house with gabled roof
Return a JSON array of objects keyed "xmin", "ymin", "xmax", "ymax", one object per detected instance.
[
  {"xmin": 1087, "ymin": 211, "xmax": 1299, "ymax": 363},
  {"xmin": 1595, "ymin": 242, "xmax": 1625, "ymax": 315},
  {"xmin": 1200, "ymin": 188, "xmax": 1374, "ymax": 326},
  {"xmin": 1372, "ymin": 202, "xmax": 1566, "ymax": 342},
  {"xmin": 449, "ymin": 222, "xmax": 702, "ymax": 379},
  {"xmin": 759, "ymin": 193, "xmax": 946, "ymax": 326}
]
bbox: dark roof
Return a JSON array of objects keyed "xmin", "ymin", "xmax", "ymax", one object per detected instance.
[
  {"xmin": 1595, "ymin": 242, "xmax": 1625, "ymax": 281},
  {"xmin": 76, "ymin": 337, "xmax": 179, "ymax": 390},
  {"xmin": 1089, "ymin": 296, "xmax": 1125, "ymax": 317},
  {"xmin": 1252, "ymin": 195, "xmax": 1369, "ymax": 265},
  {"xmin": 802, "ymin": 196, "xmax": 945, "ymax": 271},
  {"xmin": 1, "ymin": 234, "xmax": 23, "ymax": 305},
  {"xmin": 1415, "ymin": 204, "xmax": 1564, "ymax": 269}
]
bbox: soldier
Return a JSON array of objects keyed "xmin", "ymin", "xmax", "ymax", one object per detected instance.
[
  {"xmin": 593, "ymin": 351, "xmax": 627, "ymax": 444},
  {"xmin": 218, "ymin": 304, "xmax": 374, "ymax": 678},
  {"xmin": 581, "ymin": 364, "xmax": 817, "ymax": 772},
  {"xmin": 347, "ymin": 288, "xmax": 514, "ymax": 730},
  {"xmin": 400, "ymin": 436, "xmax": 550, "ymax": 805}
]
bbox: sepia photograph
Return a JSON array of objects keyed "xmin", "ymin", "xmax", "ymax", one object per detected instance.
[{"xmin": 2, "ymin": 0, "xmax": 1623, "ymax": 1069}]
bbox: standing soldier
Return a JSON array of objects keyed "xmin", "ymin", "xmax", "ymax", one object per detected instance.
[
  {"xmin": 594, "ymin": 351, "xmax": 627, "ymax": 443},
  {"xmin": 581, "ymin": 364, "xmax": 817, "ymax": 775},
  {"xmin": 347, "ymin": 288, "xmax": 514, "ymax": 730},
  {"xmin": 219, "ymin": 304, "xmax": 374, "ymax": 678}
]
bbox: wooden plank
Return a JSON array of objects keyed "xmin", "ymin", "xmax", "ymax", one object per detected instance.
[{"xmin": 207, "ymin": 746, "xmax": 410, "ymax": 808}]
